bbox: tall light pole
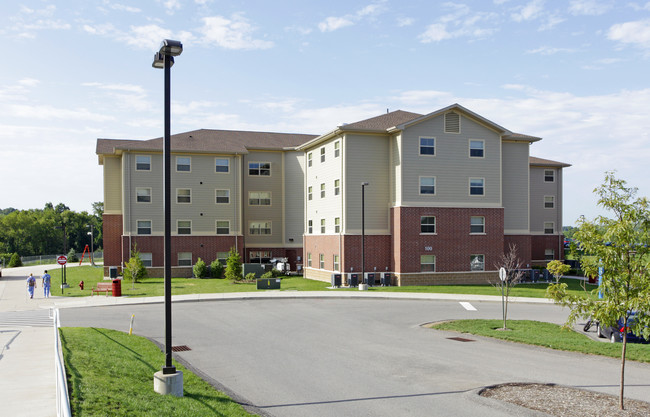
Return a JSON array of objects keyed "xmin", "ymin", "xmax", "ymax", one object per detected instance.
[
  {"xmin": 361, "ymin": 182, "xmax": 369, "ymax": 288},
  {"xmin": 87, "ymin": 224, "xmax": 94, "ymax": 266},
  {"xmin": 152, "ymin": 39, "xmax": 184, "ymax": 397}
]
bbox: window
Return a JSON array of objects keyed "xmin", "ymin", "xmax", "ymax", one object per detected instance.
[
  {"xmin": 320, "ymin": 183, "xmax": 325, "ymax": 198},
  {"xmin": 470, "ymin": 216, "xmax": 485, "ymax": 234},
  {"xmin": 470, "ymin": 178, "xmax": 484, "ymax": 196},
  {"xmin": 136, "ymin": 155, "xmax": 151, "ymax": 171},
  {"xmin": 308, "ymin": 220, "xmax": 313, "ymax": 234},
  {"xmin": 136, "ymin": 187, "xmax": 151, "ymax": 203},
  {"xmin": 249, "ymin": 191, "xmax": 271, "ymax": 206},
  {"xmin": 177, "ymin": 220, "xmax": 191, "ymax": 235},
  {"xmin": 420, "ymin": 137, "xmax": 435, "ymax": 156},
  {"xmin": 320, "ymin": 147, "xmax": 325, "ymax": 163},
  {"xmin": 137, "ymin": 220, "xmax": 151, "ymax": 235},
  {"xmin": 420, "ymin": 177, "xmax": 435, "ymax": 195},
  {"xmin": 308, "ymin": 152, "xmax": 312, "ymax": 167},
  {"xmin": 249, "ymin": 221, "xmax": 271, "ymax": 235},
  {"xmin": 445, "ymin": 112, "xmax": 460, "ymax": 133},
  {"xmin": 216, "ymin": 252, "xmax": 229, "ymax": 264},
  {"xmin": 250, "ymin": 251, "xmax": 271, "ymax": 263},
  {"xmin": 470, "ymin": 254, "xmax": 484, "ymax": 271},
  {"xmin": 544, "ymin": 169, "xmax": 555, "ymax": 182},
  {"xmin": 334, "ymin": 141, "xmax": 340, "ymax": 157},
  {"xmin": 319, "ymin": 253, "xmax": 324, "ymax": 269},
  {"xmin": 307, "ymin": 253, "xmax": 312, "ymax": 267},
  {"xmin": 178, "ymin": 252, "xmax": 192, "ymax": 266},
  {"xmin": 141, "ymin": 253, "xmax": 153, "ymax": 267},
  {"xmin": 177, "ymin": 188, "xmax": 191, "ymax": 204},
  {"xmin": 334, "ymin": 179, "xmax": 340, "ymax": 196},
  {"xmin": 545, "ymin": 249, "xmax": 555, "ymax": 261},
  {"xmin": 216, "ymin": 189, "xmax": 230, "ymax": 204},
  {"xmin": 421, "ymin": 216, "xmax": 436, "ymax": 234},
  {"xmin": 469, "ymin": 140, "xmax": 484, "ymax": 158},
  {"xmin": 216, "ymin": 220, "xmax": 230, "ymax": 235},
  {"xmin": 421, "ymin": 255, "xmax": 436, "ymax": 272},
  {"xmin": 333, "ymin": 255, "xmax": 340, "ymax": 271},
  {"xmin": 544, "ymin": 222, "xmax": 555, "ymax": 234},
  {"xmin": 320, "ymin": 219, "xmax": 325, "ymax": 233},
  {"xmin": 308, "ymin": 186, "xmax": 313, "ymax": 201},
  {"xmin": 215, "ymin": 158, "xmax": 229, "ymax": 173},
  {"xmin": 334, "ymin": 217, "xmax": 340, "ymax": 233},
  {"xmin": 249, "ymin": 162, "xmax": 271, "ymax": 176},
  {"xmin": 176, "ymin": 156, "xmax": 191, "ymax": 172},
  {"xmin": 544, "ymin": 196, "xmax": 555, "ymax": 209}
]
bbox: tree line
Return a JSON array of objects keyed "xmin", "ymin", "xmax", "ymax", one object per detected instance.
[{"xmin": 0, "ymin": 202, "xmax": 103, "ymax": 261}]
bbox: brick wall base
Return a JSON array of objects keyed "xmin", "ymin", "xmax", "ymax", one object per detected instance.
[{"xmin": 396, "ymin": 271, "xmax": 497, "ymax": 286}]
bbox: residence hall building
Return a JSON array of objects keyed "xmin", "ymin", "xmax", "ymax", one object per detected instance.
[{"xmin": 96, "ymin": 104, "xmax": 569, "ymax": 285}]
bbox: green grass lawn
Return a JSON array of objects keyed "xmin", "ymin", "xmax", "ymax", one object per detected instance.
[
  {"xmin": 52, "ymin": 266, "xmax": 597, "ymax": 299},
  {"xmin": 60, "ymin": 327, "xmax": 252, "ymax": 416},
  {"xmin": 431, "ymin": 319, "xmax": 650, "ymax": 362}
]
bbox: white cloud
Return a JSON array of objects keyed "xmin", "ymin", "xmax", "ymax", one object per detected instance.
[
  {"xmin": 318, "ymin": 16, "xmax": 354, "ymax": 32},
  {"xmin": 526, "ymin": 46, "xmax": 575, "ymax": 55},
  {"xmin": 8, "ymin": 104, "xmax": 116, "ymax": 122},
  {"xmin": 109, "ymin": 3, "xmax": 142, "ymax": 13},
  {"xmin": 419, "ymin": 5, "xmax": 499, "ymax": 43},
  {"xmin": 397, "ymin": 17, "xmax": 414, "ymax": 27},
  {"xmin": 568, "ymin": 0, "xmax": 612, "ymax": 16},
  {"xmin": 511, "ymin": 0, "xmax": 545, "ymax": 22},
  {"xmin": 198, "ymin": 14, "xmax": 274, "ymax": 50},
  {"xmin": 18, "ymin": 78, "xmax": 40, "ymax": 87},
  {"xmin": 607, "ymin": 19, "xmax": 650, "ymax": 49},
  {"xmin": 318, "ymin": 1, "xmax": 387, "ymax": 32}
]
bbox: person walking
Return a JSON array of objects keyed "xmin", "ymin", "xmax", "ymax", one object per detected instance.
[
  {"xmin": 26, "ymin": 273, "xmax": 37, "ymax": 299},
  {"xmin": 42, "ymin": 270, "xmax": 51, "ymax": 298}
]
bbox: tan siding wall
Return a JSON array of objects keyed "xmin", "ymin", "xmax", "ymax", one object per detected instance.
[
  {"xmin": 502, "ymin": 142, "xmax": 529, "ymax": 233},
  {"xmin": 305, "ymin": 136, "xmax": 344, "ymax": 235},
  {"xmin": 400, "ymin": 114, "xmax": 501, "ymax": 206},
  {"xmin": 530, "ymin": 166, "xmax": 561, "ymax": 234},
  {"xmin": 283, "ymin": 151, "xmax": 305, "ymax": 244},
  {"xmin": 103, "ymin": 156, "xmax": 122, "ymax": 214}
]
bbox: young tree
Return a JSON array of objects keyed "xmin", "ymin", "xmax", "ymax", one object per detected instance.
[
  {"xmin": 193, "ymin": 257, "xmax": 207, "ymax": 278},
  {"xmin": 492, "ymin": 244, "xmax": 525, "ymax": 330},
  {"xmin": 547, "ymin": 172, "xmax": 650, "ymax": 410},
  {"xmin": 546, "ymin": 260, "xmax": 570, "ymax": 284},
  {"xmin": 123, "ymin": 245, "xmax": 148, "ymax": 289},
  {"xmin": 225, "ymin": 247, "xmax": 243, "ymax": 281}
]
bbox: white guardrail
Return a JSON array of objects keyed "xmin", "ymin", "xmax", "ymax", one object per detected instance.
[{"xmin": 53, "ymin": 309, "xmax": 72, "ymax": 417}]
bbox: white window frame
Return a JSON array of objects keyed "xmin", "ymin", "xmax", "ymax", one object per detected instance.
[
  {"xmin": 544, "ymin": 169, "xmax": 555, "ymax": 183},
  {"xmin": 307, "ymin": 253, "xmax": 312, "ymax": 267},
  {"xmin": 176, "ymin": 188, "xmax": 191, "ymax": 204},
  {"xmin": 469, "ymin": 139, "xmax": 485, "ymax": 158},
  {"xmin": 215, "ymin": 189, "xmax": 230, "ymax": 204},
  {"xmin": 334, "ymin": 217, "xmax": 340, "ymax": 233},
  {"xmin": 137, "ymin": 220, "xmax": 152, "ymax": 235},
  {"xmin": 420, "ymin": 216, "xmax": 436, "ymax": 234},
  {"xmin": 419, "ymin": 137, "xmax": 435, "ymax": 156},
  {"xmin": 135, "ymin": 155, "xmax": 151, "ymax": 171},
  {"xmin": 136, "ymin": 187, "xmax": 152, "ymax": 203},
  {"xmin": 177, "ymin": 220, "xmax": 192, "ymax": 235},
  {"xmin": 249, "ymin": 221, "xmax": 271, "ymax": 235},
  {"xmin": 308, "ymin": 186, "xmax": 313, "ymax": 201},
  {"xmin": 308, "ymin": 152, "xmax": 313, "ymax": 167},
  {"xmin": 334, "ymin": 141, "xmax": 340, "ymax": 158},
  {"xmin": 469, "ymin": 178, "xmax": 485, "ymax": 196},
  {"xmin": 319, "ymin": 253, "xmax": 324, "ymax": 269},
  {"xmin": 419, "ymin": 176, "xmax": 436, "ymax": 195},
  {"xmin": 215, "ymin": 158, "xmax": 229, "ymax": 173},
  {"xmin": 216, "ymin": 220, "xmax": 230, "ymax": 235},
  {"xmin": 320, "ymin": 147, "xmax": 325, "ymax": 163},
  {"xmin": 178, "ymin": 252, "xmax": 192, "ymax": 267},
  {"xmin": 176, "ymin": 156, "xmax": 191, "ymax": 172},
  {"xmin": 320, "ymin": 183, "xmax": 325, "ymax": 198},
  {"xmin": 249, "ymin": 191, "xmax": 271, "ymax": 206},
  {"xmin": 420, "ymin": 255, "xmax": 436, "ymax": 272},
  {"xmin": 308, "ymin": 220, "xmax": 313, "ymax": 234},
  {"xmin": 249, "ymin": 162, "xmax": 271, "ymax": 176},
  {"xmin": 141, "ymin": 253, "xmax": 153, "ymax": 267},
  {"xmin": 320, "ymin": 218, "xmax": 325, "ymax": 233},
  {"xmin": 333, "ymin": 254, "xmax": 340, "ymax": 271},
  {"xmin": 544, "ymin": 222, "xmax": 555, "ymax": 234},
  {"xmin": 334, "ymin": 179, "xmax": 340, "ymax": 196},
  {"xmin": 470, "ymin": 254, "xmax": 485, "ymax": 271},
  {"xmin": 545, "ymin": 249, "xmax": 555, "ymax": 260},
  {"xmin": 544, "ymin": 195, "xmax": 555, "ymax": 209},
  {"xmin": 470, "ymin": 216, "xmax": 485, "ymax": 234}
]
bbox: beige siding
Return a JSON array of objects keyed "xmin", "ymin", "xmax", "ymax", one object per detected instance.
[
  {"xmin": 283, "ymin": 151, "xmax": 305, "ymax": 244},
  {"xmin": 123, "ymin": 153, "xmax": 163, "ymax": 234},
  {"xmin": 530, "ymin": 166, "xmax": 562, "ymax": 234},
  {"xmin": 399, "ymin": 114, "xmax": 501, "ymax": 207},
  {"xmin": 305, "ymin": 136, "xmax": 344, "ymax": 235},
  {"xmin": 502, "ymin": 142, "xmax": 529, "ymax": 233},
  {"xmin": 103, "ymin": 156, "xmax": 122, "ymax": 214},
  {"xmin": 390, "ymin": 133, "xmax": 401, "ymax": 206},
  {"xmin": 344, "ymin": 134, "xmax": 390, "ymax": 233}
]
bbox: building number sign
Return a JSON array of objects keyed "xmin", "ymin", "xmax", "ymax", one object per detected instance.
[{"xmin": 424, "ymin": 246, "xmax": 433, "ymax": 251}]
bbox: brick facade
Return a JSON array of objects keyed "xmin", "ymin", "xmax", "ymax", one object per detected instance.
[
  {"xmin": 531, "ymin": 234, "xmax": 565, "ymax": 266},
  {"xmin": 504, "ymin": 235, "xmax": 532, "ymax": 267},
  {"xmin": 102, "ymin": 214, "xmax": 123, "ymax": 274}
]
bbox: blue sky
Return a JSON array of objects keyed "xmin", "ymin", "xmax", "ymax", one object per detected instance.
[{"xmin": 1, "ymin": 0, "xmax": 650, "ymax": 226}]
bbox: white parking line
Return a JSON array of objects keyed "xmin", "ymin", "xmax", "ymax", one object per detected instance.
[{"xmin": 459, "ymin": 301, "xmax": 477, "ymax": 311}]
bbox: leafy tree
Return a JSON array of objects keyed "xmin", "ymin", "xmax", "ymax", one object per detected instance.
[
  {"xmin": 546, "ymin": 260, "xmax": 570, "ymax": 284},
  {"xmin": 193, "ymin": 258, "xmax": 207, "ymax": 278},
  {"xmin": 123, "ymin": 245, "xmax": 148, "ymax": 289},
  {"xmin": 8, "ymin": 252, "xmax": 22, "ymax": 267},
  {"xmin": 491, "ymin": 243, "xmax": 525, "ymax": 330},
  {"xmin": 547, "ymin": 172, "xmax": 650, "ymax": 410},
  {"xmin": 225, "ymin": 247, "xmax": 243, "ymax": 281},
  {"xmin": 210, "ymin": 259, "xmax": 224, "ymax": 278}
]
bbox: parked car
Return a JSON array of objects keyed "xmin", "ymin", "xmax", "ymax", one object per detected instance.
[{"xmin": 596, "ymin": 313, "xmax": 649, "ymax": 343}]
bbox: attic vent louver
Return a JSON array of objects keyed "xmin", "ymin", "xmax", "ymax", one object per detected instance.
[{"xmin": 445, "ymin": 112, "xmax": 460, "ymax": 133}]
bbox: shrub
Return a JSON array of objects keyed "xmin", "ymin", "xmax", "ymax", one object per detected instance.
[
  {"xmin": 210, "ymin": 260, "xmax": 223, "ymax": 278},
  {"xmin": 225, "ymin": 247, "xmax": 243, "ymax": 281},
  {"xmin": 261, "ymin": 271, "xmax": 274, "ymax": 279},
  {"xmin": 193, "ymin": 258, "xmax": 207, "ymax": 278},
  {"xmin": 123, "ymin": 246, "xmax": 148, "ymax": 288},
  {"xmin": 67, "ymin": 248, "xmax": 79, "ymax": 263},
  {"xmin": 245, "ymin": 272, "xmax": 257, "ymax": 282},
  {"xmin": 8, "ymin": 252, "xmax": 22, "ymax": 268}
]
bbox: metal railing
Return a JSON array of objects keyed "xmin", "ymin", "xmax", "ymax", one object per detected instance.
[
  {"xmin": 53, "ymin": 309, "xmax": 72, "ymax": 417},
  {"xmin": 20, "ymin": 252, "xmax": 104, "ymax": 266}
]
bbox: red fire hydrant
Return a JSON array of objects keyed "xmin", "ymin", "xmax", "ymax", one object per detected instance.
[{"xmin": 79, "ymin": 280, "xmax": 84, "ymax": 290}]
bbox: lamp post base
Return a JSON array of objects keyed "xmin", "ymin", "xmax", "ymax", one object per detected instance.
[
  {"xmin": 358, "ymin": 283, "xmax": 368, "ymax": 291},
  {"xmin": 154, "ymin": 370, "xmax": 184, "ymax": 397}
]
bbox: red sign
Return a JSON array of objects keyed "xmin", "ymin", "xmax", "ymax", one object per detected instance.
[{"xmin": 57, "ymin": 255, "xmax": 68, "ymax": 265}]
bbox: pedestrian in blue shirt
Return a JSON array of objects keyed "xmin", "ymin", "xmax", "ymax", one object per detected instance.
[
  {"xmin": 42, "ymin": 270, "xmax": 51, "ymax": 298},
  {"xmin": 26, "ymin": 274, "xmax": 37, "ymax": 299}
]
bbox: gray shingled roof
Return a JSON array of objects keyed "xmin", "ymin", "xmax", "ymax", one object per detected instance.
[
  {"xmin": 341, "ymin": 110, "xmax": 423, "ymax": 131},
  {"xmin": 97, "ymin": 129, "xmax": 318, "ymax": 156},
  {"xmin": 529, "ymin": 156, "xmax": 571, "ymax": 167}
]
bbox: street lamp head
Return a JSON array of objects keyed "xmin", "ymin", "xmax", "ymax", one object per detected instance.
[
  {"xmin": 159, "ymin": 39, "xmax": 183, "ymax": 56},
  {"xmin": 361, "ymin": 182, "xmax": 369, "ymax": 186},
  {"xmin": 152, "ymin": 52, "xmax": 174, "ymax": 69}
]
